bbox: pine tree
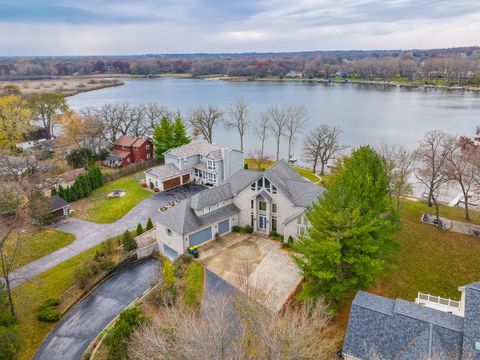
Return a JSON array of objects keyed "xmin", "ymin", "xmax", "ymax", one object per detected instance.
[
  {"xmin": 292, "ymin": 146, "xmax": 399, "ymax": 309},
  {"xmin": 136, "ymin": 223, "xmax": 144, "ymax": 235},
  {"xmin": 172, "ymin": 114, "xmax": 190, "ymax": 148},
  {"xmin": 153, "ymin": 117, "xmax": 174, "ymax": 159},
  {"xmin": 146, "ymin": 218, "xmax": 154, "ymax": 231},
  {"xmin": 121, "ymin": 231, "xmax": 138, "ymax": 251},
  {"xmin": 58, "ymin": 185, "xmax": 65, "ymax": 200}
]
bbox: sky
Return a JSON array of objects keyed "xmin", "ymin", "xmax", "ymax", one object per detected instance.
[{"xmin": 1, "ymin": 0, "xmax": 480, "ymax": 56}]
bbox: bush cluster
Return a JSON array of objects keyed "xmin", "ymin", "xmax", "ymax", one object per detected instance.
[
  {"xmin": 53, "ymin": 166, "xmax": 103, "ymax": 203},
  {"xmin": 232, "ymin": 225, "xmax": 254, "ymax": 234},
  {"xmin": 121, "ymin": 231, "xmax": 138, "ymax": 251},
  {"xmin": 105, "ymin": 307, "xmax": 145, "ymax": 360},
  {"xmin": 36, "ymin": 298, "xmax": 62, "ymax": 322}
]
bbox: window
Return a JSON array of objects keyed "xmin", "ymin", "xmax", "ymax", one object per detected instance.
[
  {"xmin": 272, "ymin": 216, "xmax": 277, "ymax": 232},
  {"xmin": 272, "ymin": 185, "xmax": 277, "ymax": 194},
  {"xmin": 146, "ymin": 144, "xmax": 150, "ymax": 150},
  {"xmin": 251, "ymin": 213, "xmax": 254, "ymax": 227},
  {"xmin": 296, "ymin": 215, "xmax": 310, "ymax": 236},
  {"xmin": 272, "ymin": 203, "xmax": 277, "ymax": 213},
  {"xmin": 166, "ymin": 228, "xmax": 172, "ymax": 238},
  {"xmin": 207, "ymin": 160, "xmax": 216, "ymax": 171},
  {"xmin": 251, "ymin": 182, "xmax": 256, "ymax": 191},
  {"xmin": 257, "ymin": 177, "xmax": 263, "ymax": 189},
  {"xmin": 259, "ymin": 201, "xmax": 266, "ymax": 212},
  {"xmin": 251, "ymin": 200, "xmax": 254, "ymax": 209},
  {"xmin": 265, "ymin": 178, "xmax": 270, "ymax": 191},
  {"xmin": 146, "ymin": 153, "xmax": 151, "ymax": 159},
  {"xmin": 195, "ymin": 168, "xmax": 199, "ymax": 176}
]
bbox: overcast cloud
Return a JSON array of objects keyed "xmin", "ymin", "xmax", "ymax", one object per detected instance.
[{"xmin": 1, "ymin": 0, "xmax": 479, "ymax": 55}]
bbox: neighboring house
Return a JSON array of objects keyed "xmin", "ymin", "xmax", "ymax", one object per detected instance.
[
  {"xmin": 154, "ymin": 160, "xmax": 324, "ymax": 259},
  {"xmin": 49, "ymin": 195, "xmax": 70, "ymax": 222},
  {"xmin": 343, "ymin": 282, "xmax": 480, "ymax": 360},
  {"xmin": 16, "ymin": 127, "xmax": 49, "ymax": 151},
  {"xmin": 105, "ymin": 135, "xmax": 153, "ymax": 167},
  {"xmin": 145, "ymin": 141, "xmax": 243, "ymax": 191}
]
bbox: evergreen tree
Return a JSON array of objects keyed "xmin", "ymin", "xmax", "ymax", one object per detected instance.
[
  {"xmin": 58, "ymin": 185, "xmax": 65, "ymax": 200},
  {"xmin": 146, "ymin": 218, "xmax": 154, "ymax": 231},
  {"xmin": 153, "ymin": 117, "xmax": 174, "ymax": 160},
  {"xmin": 172, "ymin": 114, "xmax": 190, "ymax": 147},
  {"xmin": 293, "ymin": 146, "xmax": 399, "ymax": 309},
  {"xmin": 121, "ymin": 231, "xmax": 138, "ymax": 251},
  {"xmin": 136, "ymin": 223, "xmax": 144, "ymax": 235}
]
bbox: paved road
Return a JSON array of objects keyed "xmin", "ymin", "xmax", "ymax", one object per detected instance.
[
  {"xmin": 33, "ymin": 259, "xmax": 161, "ymax": 360},
  {"xmin": 10, "ymin": 184, "xmax": 205, "ymax": 287}
]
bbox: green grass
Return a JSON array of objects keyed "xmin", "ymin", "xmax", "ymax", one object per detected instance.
[
  {"xmin": 5, "ymin": 229, "xmax": 75, "ymax": 270},
  {"xmin": 293, "ymin": 166, "xmax": 319, "ymax": 182},
  {"xmin": 182, "ymin": 261, "xmax": 205, "ymax": 310},
  {"xmin": 13, "ymin": 241, "xmax": 107, "ymax": 360},
  {"xmin": 244, "ymin": 158, "xmax": 320, "ymax": 183},
  {"xmin": 74, "ymin": 175, "xmax": 152, "ymax": 223}
]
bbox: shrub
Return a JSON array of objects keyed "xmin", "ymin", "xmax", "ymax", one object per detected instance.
[
  {"xmin": 141, "ymin": 182, "xmax": 147, "ymax": 188},
  {"xmin": 136, "ymin": 223, "xmax": 144, "ymax": 235},
  {"xmin": 154, "ymin": 188, "xmax": 160, "ymax": 192},
  {"xmin": 146, "ymin": 218, "xmax": 154, "ymax": 231},
  {"xmin": 157, "ymin": 260, "xmax": 177, "ymax": 306},
  {"xmin": 74, "ymin": 261, "xmax": 99, "ymax": 289},
  {"xmin": 0, "ymin": 326, "xmax": 20, "ymax": 360},
  {"xmin": 149, "ymin": 181, "xmax": 154, "ymax": 189},
  {"xmin": 232, "ymin": 225, "xmax": 241, "ymax": 233},
  {"xmin": 105, "ymin": 307, "xmax": 145, "ymax": 360},
  {"xmin": 245, "ymin": 225, "xmax": 254, "ymax": 233},
  {"xmin": 36, "ymin": 298, "xmax": 62, "ymax": 322},
  {"xmin": 99, "ymin": 260, "xmax": 116, "ymax": 271},
  {"xmin": 121, "ymin": 231, "xmax": 137, "ymax": 251},
  {"xmin": 244, "ymin": 163, "xmax": 248, "ymax": 169},
  {"xmin": 66, "ymin": 148, "xmax": 96, "ymax": 169}
]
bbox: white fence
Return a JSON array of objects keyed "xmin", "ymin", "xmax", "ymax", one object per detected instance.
[{"xmin": 415, "ymin": 292, "xmax": 461, "ymax": 316}]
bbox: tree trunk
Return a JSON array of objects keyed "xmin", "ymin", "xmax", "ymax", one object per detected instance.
[
  {"xmin": 1, "ymin": 253, "xmax": 15, "ymax": 317},
  {"xmin": 276, "ymin": 135, "xmax": 281, "ymax": 161},
  {"xmin": 464, "ymin": 192, "xmax": 470, "ymax": 221},
  {"xmin": 287, "ymin": 135, "xmax": 293, "ymax": 162},
  {"xmin": 239, "ymin": 133, "xmax": 244, "ymax": 152},
  {"xmin": 320, "ymin": 161, "xmax": 325, "ymax": 175},
  {"xmin": 427, "ymin": 188, "xmax": 433, "ymax": 207},
  {"xmin": 432, "ymin": 196, "xmax": 441, "ymax": 229},
  {"xmin": 312, "ymin": 158, "xmax": 317, "ymax": 174}
]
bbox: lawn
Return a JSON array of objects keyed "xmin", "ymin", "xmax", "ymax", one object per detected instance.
[
  {"xmin": 5, "ymin": 228, "xmax": 75, "ymax": 270},
  {"xmin": 293, "ymin": 166, "xmax": 319, "ymax": 182},
  {"xmin": 244, "ymin": 158, "xmax": 319, "ymax": 183},
  {"xmin": 13, "ymin": 241, "xmax": 106, "ymax": 360},
  {"xmin": 334, "ymin": 199, "xmax": 480, "ymax": 340},
  {"xmin": 72, "ymin": 175, "xmax": 152, "ymax": 223},
  {"xmin": 182, "ymin": 261, "xmax": 205, "ymax": 310}
]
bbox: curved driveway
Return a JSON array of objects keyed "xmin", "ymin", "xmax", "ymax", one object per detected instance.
[
  {"xmin": 10, "ymin": 184, "xmax": 205, "ymax": 287},
  {"xmin": 34, "ymin": 259, "xmax": 161, "ymax": 360}
]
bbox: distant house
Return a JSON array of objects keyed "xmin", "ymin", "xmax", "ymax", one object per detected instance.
[
  {"xmin": 284, "ymin": 70, "xmax": 303, "ymax": 78},
  {"xmin": 343, "ymin": 282, "xmax": 480, "ymax": 360},
  {"xmin": 49, "ymin": 195, "xmax": 70, "ymax": 222},
  {"xmin": 145, "ymin": 141, "xmax": 243, "ymax": 191},
  {"xmin": 16, "ymin": 126, "xmax": 50, "ymax": 151},
  {"xmin": 105, "ymin": 135, "xmax": 153, "ymax": 167}
]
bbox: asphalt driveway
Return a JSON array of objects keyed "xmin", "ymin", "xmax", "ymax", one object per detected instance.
[
  {"xmin": 33, "ymin": 259, "xmax": 161, "ymax": 360},
  {"xmin": 10, "ymin": 183, "xmax": 205, "ymax": 287}
]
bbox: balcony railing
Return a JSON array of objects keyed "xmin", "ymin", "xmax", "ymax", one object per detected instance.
[{"xmin": 415, "ymin": 292, "xmax": 461, "ymax": 315}]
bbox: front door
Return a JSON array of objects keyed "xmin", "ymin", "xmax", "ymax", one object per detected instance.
[{"xmin": 258, "ymin": 215, "xmax": 267, "ymax": 231}]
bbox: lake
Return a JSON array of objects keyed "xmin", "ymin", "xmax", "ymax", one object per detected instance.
[{"xmin": 68, "ymin": 77, "xmax": 480, "ymax": 159}]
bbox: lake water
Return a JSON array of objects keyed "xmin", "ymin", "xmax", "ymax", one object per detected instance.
[{"xmin": 68, "ymin": 77, "xmax": 480, "ymax": 159}]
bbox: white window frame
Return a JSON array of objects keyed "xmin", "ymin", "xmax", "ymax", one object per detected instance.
[{"xmin": 207, "ymin": 160, "xmax": 216, "ymax": 171}]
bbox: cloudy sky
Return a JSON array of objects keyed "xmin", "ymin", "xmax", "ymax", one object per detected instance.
[{"xmin": 1, "ymin": 0, "xmax": 480, "ymax": 56}]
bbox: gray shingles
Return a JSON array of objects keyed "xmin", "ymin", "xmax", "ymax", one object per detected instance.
[
  {"xmin": 145, "ymin": 163, "xmax": 185, "ymax": 179},
  {"xmin": 190, "ymin": 183, "xmax": 233, "ymax": 210},
  {"xmin": 49, "ymin": 195, "xmax": 69, "ymax": 211},
  {"xmin": 165, "ymin": 141, "xmax": 223, "ymax": 158}
]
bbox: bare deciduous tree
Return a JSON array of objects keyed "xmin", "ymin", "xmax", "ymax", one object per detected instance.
[
  {"xmin": 189, "ymin": 105, "xmax": 223, "ymax": 143},
  {"xmin": 225, "ymin": 99, "xmax": 249, "ymax": 151},
  {"xmin": 255, "ymin": 113, "xmax": 270, "ymax": 166},
  {"xmin": 284, "ymin": 105, "xmax": 307, "ymax": 162},
  {"xmin": 303, "ymin": 125, "xmax": 345, "ymax": 174},
  {"xmin": 267, "ymin": 105, "xmax": 289, "ymax": 161},
  {"xmin": 378, "ymin": 143, "xmax": 414, "ymax": 209},
  {"xmin": 414, "ymin": 130, "xmax": 451, "ymax": 225},
  {"xmin": 142, "ymin": 103, "xmax": 172, "ymax": 136}
]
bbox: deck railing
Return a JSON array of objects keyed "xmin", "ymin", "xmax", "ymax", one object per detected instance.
[{"xmin": 416, "ymin": 292, "xmax": 460, "ymax": 308}]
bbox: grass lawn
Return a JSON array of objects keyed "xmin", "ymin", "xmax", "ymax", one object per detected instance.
[
  {"xmin": 334, "ymin": 199, "xmax": 480, "ymax": 340},
  {"xmin": 5, "ymin": 229, "xmax": 75, "ymax": 270},
  {"xmin": 182, "ymin": 261, "xmax": 205, "ymax": 310},
  {"xmin": 13, "ymin": 242, "xmax": 106, "ymax": 360},
  {"xmin": 244, "ymin": 158, "xmax": 319, "ymax": 183},
  {"xmin": 72, "ymin": 175, "xmax": 152, "ymax": 223},
  {"xmin": 293, "ymin": 166, "xmax": 319, "ymax": 182}
]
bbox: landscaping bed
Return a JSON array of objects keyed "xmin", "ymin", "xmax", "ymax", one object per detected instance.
[{"xmin": 71, "ymin": 175, "xmax": 151, "ymax": 223}]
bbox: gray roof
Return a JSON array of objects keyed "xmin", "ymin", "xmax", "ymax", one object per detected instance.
[
  {"xmin": 206, "ymin": 149, "xmax": 223, "ymax": 161},
  {"xmin": 264, "ymin": 160, "xmax": 325, "ymax": 207},
  {"xmin": 49, "ymin": 195, "xmax": 69, "ymax": 211},
  {"xmin": 252, "ymin": 189, "xmax": 273, "ymax": 202},
  {"xmin": 165, "ymin": 141, "xmax": 224, "ymax": 158},
  {"xmin": 156, "ymin": 198, "xmax": 240, "ymax": 235},
  {"xmin": 145, "ymin": 163, "xmax": 185, "ymax": 179},
  {"xmin": 343, "ymin": 291, "xmax": 465, "ymax": 360}
]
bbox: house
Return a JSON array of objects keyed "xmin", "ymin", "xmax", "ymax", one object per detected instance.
[
  {"xmin": 144, "ymin": 141, "xmax": 243, "ymax": 191},
  {"xmin": 49, "ymin": 195, "xmax": 70, "ymax": 222},
  {"xmin": 342, "ymin": 282, "xmax": 480, "ymax": 360},
  {"xmin": 16, "ymin": 127, "xmax": 49, "ymax": 151},
  {"xmin": 105, "ymin": 135, "xmax": 153, "ymax": 167},
  {"xmin": 153, "ymin": 159, "xmax": 324, "ymax": 259}
]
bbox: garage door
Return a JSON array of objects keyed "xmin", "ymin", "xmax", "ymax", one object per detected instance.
[
  {"xmin": 163, "ymin": 244, "xmax": 179, "ymax": 260},
  {"xmin": 218, "ymin": 219, "xmax": 230, "ymax": 235},
  {"xmin": 163, "ymin": 176, "xmax": 181, "ymax": 190},
  {"xmin": 189, "ymin": 227, "xmax": 212, "ymax": 246},
  {"xmin": 182, "ymin": 174, "xmax": 190, "ymax": 183}
]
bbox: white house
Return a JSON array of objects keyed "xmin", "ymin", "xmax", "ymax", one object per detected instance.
[
  {"xmin": 145, "ymin": 141, "xmax": 244, "ymax": 191},
  {"xmin": 153, "ymin": 160, "xmax": 325, "ymax": 259}
]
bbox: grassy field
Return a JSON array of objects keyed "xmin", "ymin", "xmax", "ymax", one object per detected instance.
[
  {"xmin": 72, "ymin": 175, "xmax": 152, "ymax": 223},
  {"xmin": 244, "ymin": 158, "xmax": 319, "ymax": 182},
  {"xmin": 334, "ymin": 199, "xmax": 480, "ymax": 339},
  {"xmin": 5, "ymin": 229, "xmax": 75, "ymax": 270},
  {"xmin": 293, "ymin": 166, "xmax": 319, "ymax": 182},
  {"xmin": 182, "ymin": 261, "xmax": 205, "ymax": 310},
  {"xmin": 13, "ymin": 242, "xmax": 106, "ymax": 360}
]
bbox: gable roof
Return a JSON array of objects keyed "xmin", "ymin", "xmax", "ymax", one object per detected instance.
[
  {"xmin": 165, "ymin": 141, "xmax": 224, "ymax": 159},
  {"xmin": 343, "ymin": 291, "xmax": 465, "ymax": 360},
  {"xmin": 145, "ymin": 163, "xmax": 186, "ymax": 179},
  {"xmin": 155, "ymin": 198, "xmax": 240, "ymax": 235},
  {"xmin": 114, "ymin": 135, "xmax": 138, "ymax": 147},
  {"xmin": 49, "ymin": 195, "xmax": 69, "ymax": 211}
]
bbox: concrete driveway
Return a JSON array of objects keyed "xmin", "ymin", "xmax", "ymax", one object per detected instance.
[
  {"xmin": 199, "ymin": 233, "xmax": 302, "ymax": 312},
  {"xmin": 34, "ymin": 259, "xmax": 161, "ymax": 360},
  {"xmin": 10, "ymin": 184, "xmax": 205, "ymax": 287}
]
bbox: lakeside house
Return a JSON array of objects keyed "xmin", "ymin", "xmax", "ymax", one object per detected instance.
[
  {"xmin": 153, "ymin": 159, "xmax": 324, "ymax": 259},
  {"xmin": 105, "ymin": 135, "xmax": 153, "ymax": 168},
  {"xmin": 144, "ymin": 141, "xmax": 243, "ymax": 191},
  {"xmin": 343, "ymin": 282, "xmax": 480, "ymax": 359}
]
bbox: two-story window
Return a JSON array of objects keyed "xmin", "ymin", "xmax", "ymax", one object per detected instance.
[
  {"xmin": 296, "ymin": 215, "xmax": 310, "ymax": 236},
  {"xmin": 251, "ymin": 177, "xmax": 277, "ymax": 194},
  {"xmin": 207, "ymin": 160, "xmax": 216, "ymax": 171}
]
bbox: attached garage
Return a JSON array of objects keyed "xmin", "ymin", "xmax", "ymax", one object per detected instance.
[
  {"xmin": 189, "ymin": 227, "xmax": 212, "ymax": 247},
  {"xmin": 218, "ymin": 219, "xmax": 230, "ymax": 235},
  {"xmin": 182, "ymin": 174, "xmax": 190, "ymax": 183},
  {"xmin": 163, "ymin": 176, "xmax": 181, "ymax": 190},
  {"xmin": 163, "ymin": 244, "xmax": 179, "ymax": 260}
]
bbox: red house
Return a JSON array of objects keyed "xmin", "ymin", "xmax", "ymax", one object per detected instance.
[{"xmin": 106, "ymin": 135, "xmax": 153, "ymax": 167}]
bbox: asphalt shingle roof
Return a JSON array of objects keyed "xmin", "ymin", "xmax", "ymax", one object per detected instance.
[
  {"xmin": 165, "ymin": 141, "xmax": 224, "ymax": 158},
  {"xmin": 145, "ymin": 163, "xmax": 185, "ymax": 179},
  {"xmin": 49, "ymin": 195, "xmax": 69, "ymax": 211}
]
